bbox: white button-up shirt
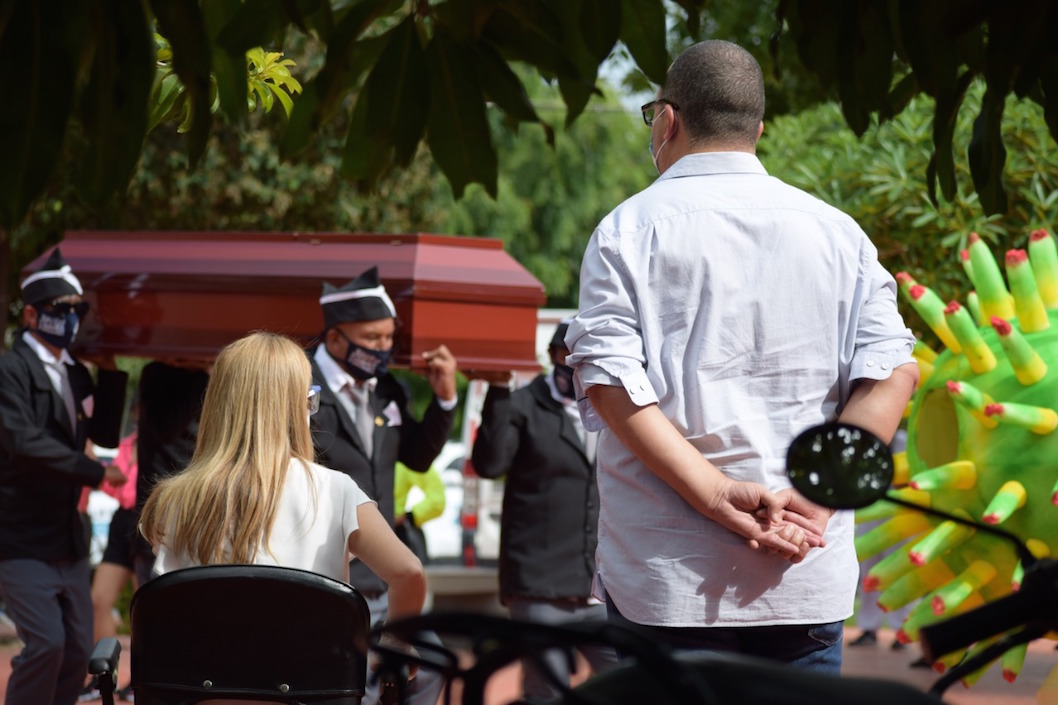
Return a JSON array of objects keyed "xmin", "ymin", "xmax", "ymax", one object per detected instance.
[{"xmin": 566, "ymin": 151, "xmax": 915, "ymax": 627}]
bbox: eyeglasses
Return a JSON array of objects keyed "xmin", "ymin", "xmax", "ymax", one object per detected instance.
[
  {"xmin": 308, "ymin": 385, "xmax": 322, "ymax": 416},
  {"xmin": 641, "ymin": 98, "xmax": 679, "ymax": 127},
  {"xmin": 43, "ymin": 300, "xmax": 90, "ymax": 318}
]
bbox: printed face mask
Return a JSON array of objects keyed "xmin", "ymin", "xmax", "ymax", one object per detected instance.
[
  {"xmin": 36, "ymin": 310, "xmax": 79, "ymax": 349},
  {"xmin": 552, "ymin": 363, "xmax": 576, "ymax": 401},
  {"xmin": 336, "ymin": 329, "xmax": 392, "ymax": 381}
]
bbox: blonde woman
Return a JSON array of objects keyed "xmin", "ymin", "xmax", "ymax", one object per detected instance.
[{"xmin": 139, "ymin": 331, "xmax": 426, "ymax": 621}]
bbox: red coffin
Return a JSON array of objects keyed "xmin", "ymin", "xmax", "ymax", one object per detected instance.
[{"xmin": 24, "ymin": 231, "xmax": 547, "ymax": 380}]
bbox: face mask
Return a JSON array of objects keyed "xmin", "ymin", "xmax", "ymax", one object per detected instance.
[
  {"xmin": 336, "ymin": 330, "xmax": 392, "ymax": 381},
  {"xmin": 35, "ymin": 310, "xmax": 79, "ymax": 349},
  {"xmin": 649, "ymin": 126, "xmax": 671, "ymax": 175},
  {"xmin": 552, "ymin": 363, "xmax": 576, "ymax": 401}
]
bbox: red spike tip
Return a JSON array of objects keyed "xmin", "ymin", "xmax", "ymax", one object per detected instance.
[
  {"xmin": 984, "ymin": 403, "xmax": 1004, "ymax": 417},
  {"xmin": 933, "ymin": 663, "xmax": 947, "ymax": 674},
  {"xmin": 895, "ymin": 629, "xmax": 911, "ymax": 644},
  {"xmin": 991, "ymin": 317, "xmax": 1012, "ymax": 335},
  {"xmin": 946, "ymin": 380, "xmax": 962, "ymax": 393},
  {"xmin": 931, "ymin": 596, "xmax": 947, "ymax": 615},
  {"xmin": 944, "ymin": 301, "xmax": 961, "ymax": 314},
  {"xmin": 1006, "ymin": 249, "xmax": 1028, "ymax": 265},
  {"xmin": 909, "ymin": 284, "xmax": 926, "ymax": 301},
  {"xmin": 896, "ymin": 271, "xmax": 914, "ymax": 284},
  {"xmin": 1031, "ymin": 228, "xmax": 1051, "ymax": 241},
  {"xmin": 862, "ymin": 575, "xmax": 880, "ymax": 592},
  {"xmin": 909, "ymin": 551, "xmax": 927, "ymax": 566},
  {"xmin": 960, "ymin": 249, "xmax": 970, "ymax": 261},
  {"xmin": 982, "ymin": 513, "xmax": 1000, "ymax": 525},
  {"xmin": 1003, "ymin": 669, "xmax": 1017, "ymax": 683},
  {"xmin": 968, "ymin": 231, "xmax": 981, "ymax": 244}
]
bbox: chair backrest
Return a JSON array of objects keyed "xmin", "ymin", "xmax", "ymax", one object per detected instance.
[{"xmin": 129, "ymin": 565, "xmax": 371, "ymax": 705}]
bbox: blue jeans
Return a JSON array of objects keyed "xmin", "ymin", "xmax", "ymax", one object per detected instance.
[{"xmin": 605, "ymin": 595, "xmax": 843, "ymax": 674}]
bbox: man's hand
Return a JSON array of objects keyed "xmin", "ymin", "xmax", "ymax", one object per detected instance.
[
  {"xmin": 773, "ymin": 488, "xmax": 833, "ymax": 546},
  {"xmin": 705, "ymin": 479, "xmax": 813, "ymax": 561},
  {"xmin": 421, "ymin": 345, "xmax": 457, "ymax": 402},
  {"xmin": 102, "ymin": 465, "xmax": 127, "ymax": 488}
]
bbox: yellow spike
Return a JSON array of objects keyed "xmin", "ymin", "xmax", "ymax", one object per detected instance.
[
  {"xmin": 896, "ymin": 273, "xmax": 963, "ymax": 353},
  {"xmin": 1028, "ymin": 228, "xmax": 1058, "ymax": 309},
  {"xmin": 913, "ymin": 339, "xmax": 939, "ymax": 364},
  {"xmin": 990, "ymin": 316, "xmax": 1048, "ymax": 385},
  {"xmin": 981, "ymin": 480, "xmax": 1027, "ymax": 525},
  {"xmin": 944, "ymin": 301, "xmax": 997, "ymax": 374},
  {"xmin": 945, "ymin": 380, "xmax": 998, "ymax": 429},
  {"xmin": 984, "ymin": 401, "xmax": 1058, "ymax": 434},
  {"xmin": 968, "ymin": 231, "xmax": 1017, "ymax": 321},
  {"xmin": 930, "ymin": 560, "xmax": 997, "ymax": 615},
  {"xmin": 892, "ymin": 450, "xmax": 910, "ymax": 486},
  {"xmin": 908, "ymin": 511, "xmax": 976, "ymax": 566},
  {"xmin": 1001, "ymin": 642, "xmax": 1028, "ymax": 683},
  {"xmin": 908, "ymin": 460, "xmax": 976, "ymax": 491},
  {"xmin": 855, "ymin": 513, "xmax": 932, "ymax": 561},
  {"xmin": 1005, "ymin": 249, "xmax": 1050, "ymax": 331},
  {"xmin": 877, "ymin": 558, "xmax": 956, "ymax": 612},
  {"xmin": 1026, "ymin": 538, "xmax": 1052, "ymax": 558}
]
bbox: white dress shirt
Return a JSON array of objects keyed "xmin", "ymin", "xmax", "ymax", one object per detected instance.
[{"xmin": 566, "ymin": 151, "xmax": 916, "ymax": 627}]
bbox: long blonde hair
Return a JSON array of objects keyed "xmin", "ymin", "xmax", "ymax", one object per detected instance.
[{"xmin": 140, "ymin": 331, "xmax": 315, "ymax": 564}]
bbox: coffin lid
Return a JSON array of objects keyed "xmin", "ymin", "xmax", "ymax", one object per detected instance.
[{"xmin": 22, "ymin": 231, "xmax": 547, "ymax": 379}]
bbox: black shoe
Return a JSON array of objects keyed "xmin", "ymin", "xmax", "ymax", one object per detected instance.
[
  {"xmin": 890, "ymin": 640, "xmax": 906, "ymax": 651},
  {"xmin": 849, "ymin": 630, "xmax": 877, "ymax": 646},
  {"xmin": 909, "ymin": 656, "xmax": 932, "ymax": 669},
  {"xmin": 115, "ymin": 685, "xmax": 134, "ymax": 702},
  {"xmin": 77, "ymin": 679, "xmax": 101, "ymax": 702}
]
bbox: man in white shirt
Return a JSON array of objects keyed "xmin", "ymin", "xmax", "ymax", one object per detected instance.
[{"xmin": 566, "ymin": 40, "xmax": 918, "ymax": 673}]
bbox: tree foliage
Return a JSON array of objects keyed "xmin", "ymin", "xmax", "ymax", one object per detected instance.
[
  {"xmin": 777, "ymin": 0, "xmax": 1058, "ymax": 216},
  {"xmin": 759, "ymin": 81, "xmax": 1058, "ymax": 343}
]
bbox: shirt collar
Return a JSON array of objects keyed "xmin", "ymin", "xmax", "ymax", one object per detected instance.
[
  {"xmin": 657, "ymin": 151, "xmax": 768, "ymax": 183},
  {"xmin": 22, "ymin": 330, "xmax": 75, "ymax": 367},
  {"xmin": 313, "ymin": 344, "xmax": 377, "ymax": 393}
]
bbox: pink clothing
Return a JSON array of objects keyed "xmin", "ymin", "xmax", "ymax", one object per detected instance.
[{"xmin": 99, "ymin": 433, "xmax": 138, "ymax": 509}]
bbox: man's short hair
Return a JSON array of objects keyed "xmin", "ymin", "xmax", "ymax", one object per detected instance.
[{"xmin": 662, "ymin": 40, "xmax": 765, "ymax": 148}]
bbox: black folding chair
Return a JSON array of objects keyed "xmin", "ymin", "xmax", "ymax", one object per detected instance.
[{"xmin": 90, "ymin": 564, "xmax": 371, "ymax": 705}]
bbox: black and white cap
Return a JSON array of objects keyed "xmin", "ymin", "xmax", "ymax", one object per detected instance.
[
  {"xmin": 320, "ymin": 266, "xmax": 397, "ymax": 329},
  {"xmin": 21, "ymin": 248, "xmax": 83, "ymax": 306},
  {"xmin": 549, "ymin": 318, "xmax": 574, "ymax": 350}
]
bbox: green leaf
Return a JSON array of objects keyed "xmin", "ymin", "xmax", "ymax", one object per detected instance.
[
  {"xmin": 77, "ymin": 0, "xmax": 155, "ymax": 208},
  {"xmin": 580, "ymin": 0, "xmax": 621, "ymax": 63},
  {"xmin": 619, "ymin": 0, "xmax": 669, "ymax": 85},
  {"xmin": 0, "ymin": 2, "xmax": 81, "ymax": 227},
  {"xmin": 473, "ymin": 41, "xmax": 539, "ymax": 124},
  {"xmin": 425, "ymin": 31, "xmax": 498, "ymax": 199},
  {"xmin": 148, "ymin": 71, "xmax": 187, "ymax": 132},
  {"xmin": 968, "ymin": 88, "xmax": 1009, "ymax": 215},
  {"xmin": 364, "ymin": 15, "xmax": 429, "ymax": 167},
  {"xmin": 340, "ymin": 89, "xmax": 392, "ymax": 188},
  {"xmin": 149, "ymin": 0, "xmax": 213, "ymax": 166}
]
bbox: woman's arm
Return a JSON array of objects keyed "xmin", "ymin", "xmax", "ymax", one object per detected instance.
[{"xmin": 347, "ymin": 502, "xmax": 427, "ymax": 619}]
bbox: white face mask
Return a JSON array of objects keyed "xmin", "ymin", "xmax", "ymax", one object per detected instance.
[{"xmin": 649, "ymin": 123, "xmax": 671, "ymax": 175}]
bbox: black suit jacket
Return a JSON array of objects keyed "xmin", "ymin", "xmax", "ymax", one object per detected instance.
[
  {"xmin": 471, "ymin": 374, "xmax": 599, "ymax": 602},
  {"xmin": 0, "ymin": 334, "xmax": 127, "ymax": 561},
  {"xmin": 309, "ymin": 349, "xmax": 455, "ymax": 591}
]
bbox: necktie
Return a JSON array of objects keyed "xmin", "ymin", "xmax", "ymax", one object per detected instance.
[
  {"xmin": 59, "ymin": 364, "xmax": 77, "ymax": 431},
  {"xmin": 346, "ymin": 382, "xmax": 374, "ymax": 457}
]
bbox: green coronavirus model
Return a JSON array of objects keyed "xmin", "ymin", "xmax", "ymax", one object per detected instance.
[{"xmin": 856, "ymin": 229, "xmax": 1058, "ymax": 686}]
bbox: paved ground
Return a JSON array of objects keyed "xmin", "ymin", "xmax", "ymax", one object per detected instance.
[{"xmin": 0, "ymin": 626, "xmax": 1053, "ymax": 703}]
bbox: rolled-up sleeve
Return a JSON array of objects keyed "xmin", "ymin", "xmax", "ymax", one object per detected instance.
[
  {"xmin": 565, "ymin": 229, "xmax": 660, "ymax": 431},
  {"xmin": 850, "ymin": 257, "xmax": 917, "ymax": 382}
]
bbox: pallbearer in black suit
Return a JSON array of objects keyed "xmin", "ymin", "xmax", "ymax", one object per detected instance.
[
  {"xmin": 0, "ymin": 249, "xmax": 128, "ymax": 705},
  {"xmin": 309, "ymin": 266, "xmax": 456, "ymax": 705}
]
